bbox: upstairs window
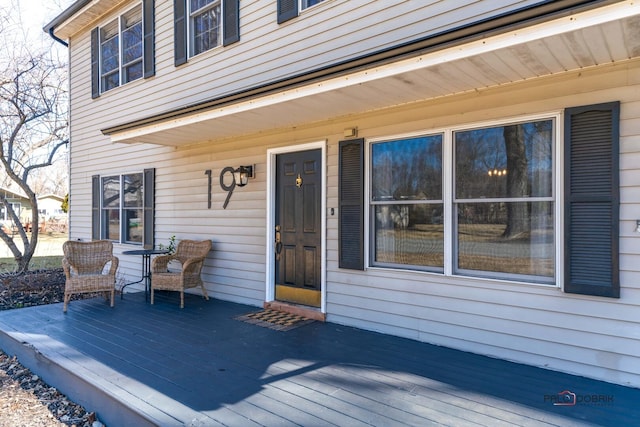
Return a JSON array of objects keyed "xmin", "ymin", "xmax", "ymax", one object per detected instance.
[
  {"xmin": 174, "ymin": 0, "xmax": 239, "ymax": 66},
  {"xmin": 99, "ymin": 6, "xmax": 142, "ymax": 93},
  {"xmin": 303, "ymin": 0, "xmax": 325, "ymax": 10},
  {"xmin": 278, "ymin": 0, "xmax": 327, "ymax": 24},
  {"xmin": 91, "ymin": 1, "xmax": 155, "ymax": 98},
  {"xmin": 190, "ymin": 0, "xmax": 221, "ymax": 56}
]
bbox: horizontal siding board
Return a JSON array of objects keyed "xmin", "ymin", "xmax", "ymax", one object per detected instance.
[
  {"xmin": 67, "ymin": 1, "xmax": 549, "ymax": 133},
  {"xmin": 328, "ymin": 283, "xmax": 640, "ymax": 344},
  {"xmin": 63, "ymin": 3, "xmax": 640, "ymax": 386}
]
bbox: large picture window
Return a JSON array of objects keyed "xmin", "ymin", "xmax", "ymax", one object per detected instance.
[
  {"xmin": 370, "ymin": 135, "xmax": 443, "ymax": 271},
  {"xmin": 454, "ymin": 120, "xmax": 555, "ymax": 282},
  {"xmin": 101, "ymin": 173, "xmax": 144, "ymax": 244},
  {"xmin": 369, "ymin": 117, "xmax": 556, "ymax": 284}
]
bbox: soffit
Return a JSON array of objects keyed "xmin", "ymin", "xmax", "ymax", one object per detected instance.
[
  {"xmin": 46, "ymin": 0, "xmax": 129, "ymax": 39},
  {"xmin": 106, "ymin": 2, "xmax": 640, "ymax": 147}
]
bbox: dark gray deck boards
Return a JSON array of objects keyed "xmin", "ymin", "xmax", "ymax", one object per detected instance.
[{"xmin": 0, "ymin": 292, "xmax": 638, "ymax": 427}]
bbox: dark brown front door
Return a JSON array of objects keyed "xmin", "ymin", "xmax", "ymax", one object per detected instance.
[{"xmin": 275, "ymin": 149, "xmax": 322, "ymax": 307}]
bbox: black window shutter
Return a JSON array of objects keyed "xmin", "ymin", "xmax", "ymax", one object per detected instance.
[
  {"xmin": 174, "ymin": 0, "xmax": 187, "ymax": 66},
  {"xmin": 143, "ymin": 0, "xmax": 155, "ymax": 78},
  {"xmin": 92, "ymin": 175, "xmax": 100, "ymax": 240},
  {"xmin": 90, "ymin": 28, "xmax": 100, "ymax": 98},
  {"xmin": 222, "ymin": 0, "xmax": 240, "ymax": 46},
  {"xmin": 339, "ymin": 139, "xmax": 365, "ymax": 270},
  {"xmin": 143, "ymin": 168, "xmax": 155, "ymax": 249},
  {"xmin": 277, "ymin": 0, "xmax": 298, "ymax": 24},
  {"xmin": 564, "ymin": 102, "xmax": 620, "ymax": 298}
]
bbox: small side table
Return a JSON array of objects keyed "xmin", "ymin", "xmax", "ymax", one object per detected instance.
[{"xmin": 121, "ymin": 249, "xmax": 169, "ymax": 301}]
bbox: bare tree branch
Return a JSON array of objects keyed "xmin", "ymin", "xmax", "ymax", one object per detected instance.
[{"xmin": 0, "ymin": 7, "xmax": 69, "ymax": 273}]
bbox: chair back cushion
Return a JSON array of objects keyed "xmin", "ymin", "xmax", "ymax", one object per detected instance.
[
  {"xmin": 175, "ymin": 240, "xmax": 212, "ymax": 264},
  {"xmin": 63, "ymin": 240, "xmax": 114, "ymax": 275}
]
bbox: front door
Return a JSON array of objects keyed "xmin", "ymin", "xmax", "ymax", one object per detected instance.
[{"xmin": 274, "ymin": 149, "xmax": 322, "ymax": 307}]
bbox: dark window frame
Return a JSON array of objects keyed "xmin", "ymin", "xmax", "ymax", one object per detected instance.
[
  {"xmin": 91, "ymin": 0, "xmax": 155, "ymax": 98},
  {"xmin": 92, "ymin": 169, "xmax": 155, "ymax": 249},
  {"xmin": 339, "ymin": 106, "xmax": 620, "ymax": 297},
  {"xmin": 174, "ymin": 0, "xmax": 239, "ymax": 66}
]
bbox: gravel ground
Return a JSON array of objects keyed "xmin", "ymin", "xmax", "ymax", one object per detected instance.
[{"xmin": 0, "ymin": 269, "xmax": 104, "ymax": 426}]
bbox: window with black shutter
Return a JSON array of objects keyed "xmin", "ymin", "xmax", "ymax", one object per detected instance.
[
  {"xmin": 143, "ymin": 0, "xmax": 156, "ymax": 78},
  {"xmin": 223, "ymin": 0, "xmax": 240, "ymax": 46},
  {"xmin": 277, "ymin": 0, "xmax": 298, "ymax": 24},
  {"xmin": 143, "ymin": 168, "xmax": 155, "ymax": 249},
  {"xmin": 339, "ymin": 139, "xmax": 365, "ymax": 270},
  {"xmin": 92, "ymin": 175, "xmax": 100, "ymax": 240},
  {"xmin": 564, "ymin": 102, "xmax": 620, "ymax": 298},
  {"xmin": 90, "ymin": 1, "xmax": 155, "ymax": 96},
  {"xmin": 91, "ymin": 169, "xmax": 155, "ymax": 247},
  {"xmin": 174, "ymin": 0, "xmax": 187, "ymax": 66},
  {"xmin": 174, "ymin": 0, "xmax": 240, "ymax": 66}
]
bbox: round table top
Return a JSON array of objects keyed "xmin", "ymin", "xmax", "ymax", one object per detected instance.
[{"xmin": 122, "ymin": 249, "xmax": 170, "ymax": 256}]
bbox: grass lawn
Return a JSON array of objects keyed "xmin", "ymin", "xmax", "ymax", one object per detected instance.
[{"xmin": 0, "ymin": 255, "xmax": 63, "ymax": 273}]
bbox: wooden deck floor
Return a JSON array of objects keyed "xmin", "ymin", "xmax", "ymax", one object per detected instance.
[{"xmin": 0, "ymin": 291, "xmax": 637, "ymax": 426}]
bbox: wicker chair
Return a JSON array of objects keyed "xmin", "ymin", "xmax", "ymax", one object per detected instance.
[
  {"xmin": 150, "ymin": 239, "xmax": 212, "ymax": 308},
  {"xmin": 62, "ymin": 240, "xmax": 119, "ymax": 313}
]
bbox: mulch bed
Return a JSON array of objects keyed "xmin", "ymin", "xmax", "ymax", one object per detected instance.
[{"xmin": 0, "ymin": 269, "xmax": 103, "ymax": 426}]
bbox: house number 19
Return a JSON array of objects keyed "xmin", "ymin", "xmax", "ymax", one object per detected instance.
[{"xmin": 205, "ymin": 168, "xmax": 238, "ymax": 210}]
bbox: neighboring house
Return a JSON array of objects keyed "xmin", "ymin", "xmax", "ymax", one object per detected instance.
[
  {"xmin": 0, "ymin": 188, "xmax": 32, "ymax": 231},
  {"xmin": 45, "ymin": 0, "xmax": 640, "ymax": 387},
  {"xmin": 37, "ymin": 194, "xmax": 66, "ymax": 219},
  {"xmin": 0, "ymin": 190, "xmax": 66, "ymax": 233},
  {"xmin": 38, "ymin": 194, "xmax": 68, "ymax": 232}
]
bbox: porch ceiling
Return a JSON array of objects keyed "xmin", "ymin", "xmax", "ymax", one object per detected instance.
[{"xmin": 105, "ymin": 2, "xmax": 640, "ymax": 147}]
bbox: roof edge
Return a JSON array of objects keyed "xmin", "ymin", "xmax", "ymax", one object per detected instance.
[
  {"xmin": 102, "ymin": 0, "xmax": 617, "ymax": 136},
  {"xmin": 43, "ymin": 0, "xmax": 93, "ymax": 35}
]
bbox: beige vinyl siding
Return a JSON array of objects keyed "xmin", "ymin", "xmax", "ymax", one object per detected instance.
[
  {"xmin": 67, "ymin": 59, "xmax": 640, "ymax": 386},
  {"xmin": 64, "ymin": 1, "xmax": 640, "ymax": 387},
  {"xmin": 323, "ymin": 61, "xmax": 640, "ymax": 387},
  {"xmin": 67, "ymin": 0, "xmax": 545, "ymax": 133}
]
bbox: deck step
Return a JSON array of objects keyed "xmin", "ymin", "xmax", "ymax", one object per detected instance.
[{"xmin": 263, "ymin": 300, "xmax": 326, "ymax": 322}]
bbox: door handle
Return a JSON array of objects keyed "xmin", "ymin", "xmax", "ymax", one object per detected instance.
[{"xmin": 275, "ymin": 225, "xmax": 282, "ymax": 260}]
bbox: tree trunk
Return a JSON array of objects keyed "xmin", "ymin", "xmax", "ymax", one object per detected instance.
[{"xmin": 502, "ymin": 125, "xmax": 529, "ymax": 238}]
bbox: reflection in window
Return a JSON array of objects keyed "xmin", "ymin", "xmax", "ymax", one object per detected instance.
[
  {"xmin": 102, "ymin": 176, "xmax": 120, "ymax": 241},
  {"xmin": 370, "ymin": 135, "xmax": 443, "ymax": 270},
  {"xmin": 368, "ymin": 117, "xmax": 556, "ymax": 284},
  {"xmin": 454, "ymin": 119, "xmax": 555, "ymax": 282},
  {"xmin": 122, "ymin": 6, "xmax": 143, "ymax": 83},
  {"xmin": 455, "ymin": 120, "xmax": 553, "ymax": 200},
  {"xmin": 100, "ymin": 20, "xmax": 119, "ymax": 91},
  {"xmin": 303, "ymin": 0, "xmax": 326, "ymax": 9},
  {"xmin": 123, "ymin": 174, "xmax": 143, "ymax": 243},
  {"xmin": 457, "ymin": 202, "xmax": 554, "ymax": 279},
  {"xmin": 101, "ymin": 173, "xmax": 144, "ymax": 244},
  {"xmin": 190, "ymin": 0, "xmax": 221, "ymax": 56},
  {"xmin": 99, "ymin": 5, "xmax": 142, "ymax": 93}
]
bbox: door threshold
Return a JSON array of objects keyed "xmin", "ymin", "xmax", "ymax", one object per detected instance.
[{"xmin": 264, "ymin": 301, "xmax": 326, "ymax": 322}]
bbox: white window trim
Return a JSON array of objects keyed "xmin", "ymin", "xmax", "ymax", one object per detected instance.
[
  {"xmin": 188, "ymin": 0, "xmax": 222, "ymax": 58},
  {"xmin": 365, "ymin": 111, "xmax": 563, "ymax": 288},
  {"xmin": 100, "ymin": 172, "xmax": 144, "ymax": 245},
  {"xmin": 98, "ymin": 3, "xmax": 143, "ymax": 94}
]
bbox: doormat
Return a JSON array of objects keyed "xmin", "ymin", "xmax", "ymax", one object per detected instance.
[{"xmin": 235, "ymin": 309, "xmax": 315, "ymax": 331}]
